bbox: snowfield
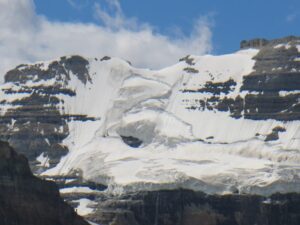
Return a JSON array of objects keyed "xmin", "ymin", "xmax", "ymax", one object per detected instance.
[{"xmin": 2, "ymin": 48, "xmax": 299, "ymax": 196}]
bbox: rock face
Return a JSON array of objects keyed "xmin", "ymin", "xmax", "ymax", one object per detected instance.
[
  {"xmin": 240, "ymin": 38, "xmax": 269, "ymax": 49},
  {"xmin": 89, "ymin": 190, "xmax": 300, "ymax": 225},
  {"xmin": 0, "ymin": 55, "xmax": 96, "ymax": 173},
  {"xmin": 0, "ymin": 141, "xmax": 88, "ymax": 225},
  {"xmin": 183, "ymin": 36, "xmax": 300, "ymax": 121}
]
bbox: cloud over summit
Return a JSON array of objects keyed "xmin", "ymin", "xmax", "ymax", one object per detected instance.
[{"xmin": 0, "ymin": 0, "xmax": 213, "ymax": 80}]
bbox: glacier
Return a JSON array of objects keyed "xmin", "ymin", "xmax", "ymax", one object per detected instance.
[{"xmin": 1, "ymin": 37, "xmax": 300, "ymax": 196}]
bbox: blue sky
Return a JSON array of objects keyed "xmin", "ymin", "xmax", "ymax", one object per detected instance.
[{"xmin": 34, "ymin": 0, "xmax": 300, "ymax": 54}]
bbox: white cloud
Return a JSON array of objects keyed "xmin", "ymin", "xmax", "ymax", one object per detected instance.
[
  {"xmin": 0, "ymin": 0, "xmax": 213, "ymax": 81},
  {"xmin": 67, "ymin": 0, "xmax": 89, "ymax": 9},
  {"xmin": 94, "ymin": 0, "xmax": 137, "ymax": 30},
  {"xmin": 286, "ymin": 12, "xmax": 298, "ymax": 23}
]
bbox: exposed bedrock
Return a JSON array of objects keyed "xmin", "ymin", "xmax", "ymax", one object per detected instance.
[
  {"xmin": 0, "ymin": 141, "xmax": 88, "ymax": 225},
  {"xmin": 88, "ymin": 189, "xmax": 300, "ymax": 225},
  {"xmin": 5, "ymin": 55, "xmax": 91, "ymax": 84},
  {"xmin": 183, "ymin": 36, "xmax": 300, "ymax": 121},
  {"xmin": 0, "ymin": 55, "xmax": 95, "ymax": 173},
  {"xmin": 240, "ymin": 38, "xmax": 269, "ymax": 49}
]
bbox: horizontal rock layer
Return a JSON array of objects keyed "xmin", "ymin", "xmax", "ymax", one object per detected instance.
[{"xmin": 89, "ymin": 189, "xmax": 300, "ymax": 225}]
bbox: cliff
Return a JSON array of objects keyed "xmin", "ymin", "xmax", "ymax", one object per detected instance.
[
  {"xmin": 89, "ymin": 189, "xmax": 300, "ymax": 225},
  {"xmin": 0, "ymin": 141, "xmax": 89, "ymax": 225}
]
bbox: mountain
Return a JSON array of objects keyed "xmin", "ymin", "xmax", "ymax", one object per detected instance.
[
  {"xmin": 0, "ymin": 141, "xmax": 88, "ymax": 225},
  {"xmin": 0, "ymin": 36, "xmax": 300, "ymax": 224}
]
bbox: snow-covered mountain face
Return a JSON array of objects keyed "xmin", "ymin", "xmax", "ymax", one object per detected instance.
[{"xmin": 1, "ymin": 36, "xmax": 300, "ymax": 196}]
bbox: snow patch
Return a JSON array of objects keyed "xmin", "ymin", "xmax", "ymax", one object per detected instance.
[
  {"xmin": 36, "ymin": 153, "xmax": 50, "ymax": 168},
  {"xmin": 60, "ymin": 187, "xmax": 100, "ymax": 194},
  {"xmin": 73, "ymin": 198, "xmax": 97, "ymax": 216}
]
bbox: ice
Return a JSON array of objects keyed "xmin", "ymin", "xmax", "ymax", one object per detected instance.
[
  {"xmin": 279, "ymin": 90, "xmax": 300, "ymax": 96},
  {"xmin": 274, "ymin": 43, "xmax": 292, "ymax": 49},
  {"xmin": 73, "ymin": 198, "xmax": 97, "ymax": 216},
  {"xmin": 59, "ymin": 187, "xmax": 100, "ymax": 194}
]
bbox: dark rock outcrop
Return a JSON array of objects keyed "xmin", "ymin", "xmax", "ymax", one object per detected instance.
[
  {"xmin": 88, "ymin": 189, "xmax": 300, "ymax": 225},
  {"xmin": 182, "ymin": 36, "xmax": 300, "ymax": 121},
  {"xmin": 5, "ymin": 55, "xmax": 90, "ymax": 84},
  {"xmin": 182, "ymin": 79, "xmax": 236, "ymax": 95},
  {"xmin": 0, "ymin": 141, "xmax": 89, "ymax": 225},
  {"xmin": 179, "ymin": 55, "xmax": 196, "ymax": 65},
  {"xmin": 120, "ymin": 135, "xmax": 143, "ymax": 148},
  {"xmin": 240, "ymin": 38, "xmax": 269, "ymax": 49},
  {"xmin": 0, "ymin": 55, "xmax": 96, "ymax": 173},
  {"xmin": 265, "ymin": 126, "xmax": 286, "ymax": 142}
]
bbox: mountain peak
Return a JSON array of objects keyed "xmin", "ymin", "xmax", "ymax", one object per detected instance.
[{"xmin": 240, "ymin": 35, "xmax": 300, "ymax": 50}]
